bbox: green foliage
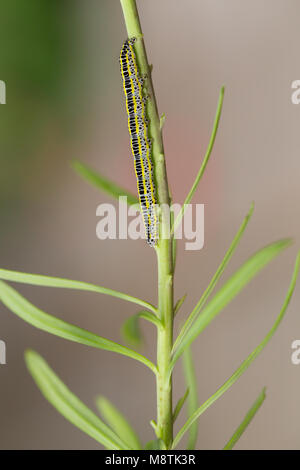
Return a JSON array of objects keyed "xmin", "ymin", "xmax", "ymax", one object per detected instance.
[
  {"xmin": 223, "ymin": 387, "xmax": 266, "ymax": 450},
  {"xmin": 96, "ymin": 396, "xmax": 142, "ymax": 449},
  {"xmin": 0, "ymin": 280, "xmax": 157, "ymax": 374},
  {"xmin": 174, "ymin": 293, "xmax": 187, "ymax": 317},
  {"xmin": 121, "ymin": 310, "xmax": 163, "ymax": 348},
  {"xmin": 0, "ymin": 0, "xmax": 298, "ymax": 451},
  {"xmin": 159, "ymin": 113, "xmax": 166, "ymax": 130},
  {"xmin": 182, "ymin": 348, "xmax": 198, "ymax": 450},
  {"xmin": 173, "ymin": 202, "xmax": 254, "ymax": 350},
  {"xmin": 145, "ymin": 439, "xmax": 166, "ymax": 450},
  {"xmin": 122, "ymin": 313, "xmax": 143, "ymax": 348},
  {"xmin": 0, "ymin": 268, "xmax": 156, "ymax": 313},
  {"xmin": 72, "ymin": 160, "xmax": 139, "ymax": 207},
  {"xmin": 173, "ymin": 388, "xmax": 189, "ymax": 423},
  {"xmin": 25, "ymin": 350, "xmax": 130, "ymax": 450},
  {"xmin": 172, "ymin": 252, "xmax": 300, "ymax": 448},
  {"xmin": 171, "ymin": 238, "xmax": 292, "ymax": 368}
]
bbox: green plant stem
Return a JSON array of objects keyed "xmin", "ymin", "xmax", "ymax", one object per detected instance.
[
  {"xmin": 120, "ymin": 0, "xmax": 174, "ymax": 448},
  {"xmin": 156, "ymin": 241, "xmax": 174, "ymax": 448}
]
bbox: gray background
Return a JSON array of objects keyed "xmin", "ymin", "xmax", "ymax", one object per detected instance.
[{"xmin": 0, "ymin": 0, "xmax": 299, "ymax": 449}]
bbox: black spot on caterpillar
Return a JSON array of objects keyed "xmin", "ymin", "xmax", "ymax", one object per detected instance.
[{"xmin": 120, "ymin": 38, "xmax": 158, "ymax": 247}]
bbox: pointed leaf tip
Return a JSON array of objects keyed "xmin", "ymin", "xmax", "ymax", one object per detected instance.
[{"xmin": 25, "ymin": 350, "xmax": 130, "ymax": 449}]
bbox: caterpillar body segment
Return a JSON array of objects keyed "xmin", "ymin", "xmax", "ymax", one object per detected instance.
[{"xmin": 120, "ymin": 38, "xmax": 158, "ymax": 247}]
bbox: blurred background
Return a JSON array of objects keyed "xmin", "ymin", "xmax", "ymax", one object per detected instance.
[{"xmin": 0, "ymin": 0, "xmax": 299, "ymax": 450}]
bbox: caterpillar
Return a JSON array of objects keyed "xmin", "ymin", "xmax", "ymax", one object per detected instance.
[{"xmin": 120, "ymin": 38, "xmax": 158, "ymax": 247}]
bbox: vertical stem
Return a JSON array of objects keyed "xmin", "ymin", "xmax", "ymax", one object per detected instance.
[
  {"xmin": 156, "ymin": 236, "xmax": 174, "ymax": 448},
  {"xmin": 120, "ymin": 0, "xmax": 174, "ymax": 448}
]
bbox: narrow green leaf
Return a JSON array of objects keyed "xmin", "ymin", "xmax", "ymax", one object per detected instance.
[
  {"xmin": 72, "ymin": 160, "xmax": 139, "ymax": 207},
  {"xmin": 25, "ymin": 350, "xmax": 130, "ymax": 450},
  {"xmin": 171, "ymin": 238, "xmax": 292, "ymax": 368},
  {"xmin": 96, "ymin": 396, "xmax": 142, "ymax": 450},
  {"xmin": 173, "ymin": 203, "xmax": 254, "ymax": 351},
  {"xmin": 172, "ymin": 86, "xmax": 225, "ymax": 234},
  {"xmin": 122, "ymin": 311, "xmax": 162, "ymax": 348},
  {"xmin": 174, "ymin": 294, "xmax": 187, "ymax": 317},
  {"xmin": 0, "ymin": 281, "xmax": 157, "ymax": 374},
  {"xmin": 160, "ymin": 113, "xmax": 166, "ymax": 130},
  {"xmin": 173, "ymin": 388, "xmax": 189, "ymax": 423},
  {"xmin": 0, "ymin": 268, "xmax": 157, "ymax": 314},
  {"xmin": 172, "ymin": 252, "xmax": 300, "ymax": 448},
  {"xmin": 182, "ymin": 347, "xmax": 198, "ymax": 449},
  {"xmin": 150, "ymin": 419, "xmax": 157, "ymax": 432},
  {"xmin": 138, "ymin": 311, "xmax": 163, "ymax": 328},
  {"xmin": 223, "ymin": 387, "xmax": 266, "ymax": 450},
  {"xmin": 121, "ymin": 314, "xmax": 143, "ymax": 348}
]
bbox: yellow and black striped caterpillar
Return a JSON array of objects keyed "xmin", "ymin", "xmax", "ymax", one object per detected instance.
[{"xmin": 120, "ymin": 38, "xmax": 158, "ymax": 247}]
